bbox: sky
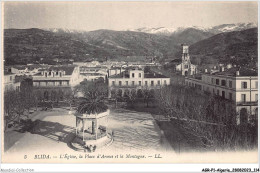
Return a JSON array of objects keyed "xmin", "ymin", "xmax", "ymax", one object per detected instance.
[{"xmin": 3, "ymin": 1, "xmax": 258, "ymax": 31}]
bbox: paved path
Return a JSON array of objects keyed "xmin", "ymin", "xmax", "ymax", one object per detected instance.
[
  {"xmin": 4, "ymin": 107, "xmax": 173, "ymax": 162},
  {"xmin": 105, "ymin": 108, "xmax": 172, "ymax": 153}
]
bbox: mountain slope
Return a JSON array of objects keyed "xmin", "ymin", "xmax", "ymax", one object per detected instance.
[
  {"xmin": 188, "ymin": 28, "xmax": 258, "ymax": 66},
  {"xmin": 4, "ymin": 28, "xmax": 172, "ymax": 65},
  {"xmin": 4, "ymin": 27, "xmax": 258, "ymax": 67},
  {"xmin": 128, "ymin": 23, "xmax": 257, "ymax": 35},
  {"xmin": 4, "ymin": 28, "xmax": 114, "ymax": 65}
]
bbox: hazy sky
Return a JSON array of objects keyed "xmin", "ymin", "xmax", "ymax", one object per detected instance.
[{"xmin": 4, "ymin": 1, "xmax": 258, "ymax": 31}]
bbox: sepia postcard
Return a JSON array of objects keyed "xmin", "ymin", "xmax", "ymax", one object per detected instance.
[{"xmin": 1, "ymin": 1, "xmax": 259, "ymax": 168}]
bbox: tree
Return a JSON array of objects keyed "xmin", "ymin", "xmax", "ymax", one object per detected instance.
[
  {"xmin": 20, "ymin": 78, "xmax": 34, "ymax": 113},
  {"xmin": 141, "ymin": 87, "xmax": 152, "ymax": 107},
  {"xmin": 4, "ymin": 90, "xmax": 17, "ymax": 131},
  {"xmin": 125, "ymin": 89, "xmax": 137, "ymax": 108},
  {"xmin": 154, "ymin": 84, "xmax": 257, "ymax": 150}
]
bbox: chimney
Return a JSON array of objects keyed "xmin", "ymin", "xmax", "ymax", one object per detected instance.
[{"xmin": 236, "ymin": 71, "xmax": 240, "ymax": 76}]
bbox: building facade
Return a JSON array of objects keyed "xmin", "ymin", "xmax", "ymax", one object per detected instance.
[
  {"xmin": 32, "ymin": 65, "xmax": 81, "ymax": 100},
  {"xmin": 108, "ymin": 67, "xmax": 170, "ymax": 98},
  {"xmin": 185, "ymin": 67, "xmax": 258, "ymax": 124},
  {"xmin": 4, "ymin": 72, "xmax": 21, "ymax": 92},
  {"xmin": 176, "ymin": 44, "xmax": 197, "ymax": 76}
]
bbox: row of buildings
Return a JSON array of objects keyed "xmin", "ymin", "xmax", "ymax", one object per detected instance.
[
  {"xmin": 3, "ymin": 44, "xmax": 257, "ymax": 125},
  {"xmin": 4, "ymin": 61, "xmax": 168, "ymax": 101}
]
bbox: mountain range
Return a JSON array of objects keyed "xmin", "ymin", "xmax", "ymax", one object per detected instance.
[
  {"xmin": 4, "ymin": 23, "xmax": 258, "ymax": 67},
  {"xmin": 126, "ymin": 23, "xmax": 257, "ymax": 35}
]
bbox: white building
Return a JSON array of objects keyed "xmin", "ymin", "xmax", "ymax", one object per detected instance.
[
  {"xmin": 108, "ymin": 67, "xmax": 170, "ymax": 98},
  {"xmin": 176, "ymin": 44, "xmax": 197, "ymax": 76},
  {"xmin": 4, "ymin": 72, "xmax": 21, "ymax": 92},
  {"xmin": 185, "ymin": 67, "xmax": 258, "ymax": 124},
  {"xmin": 32, "ymin": 65, "xmax": 81, "ymax": 100}
]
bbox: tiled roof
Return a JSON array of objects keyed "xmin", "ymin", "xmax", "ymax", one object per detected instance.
[{"xmin": 212, "ymin": 67, "xmax": 258, "ymax": 77}]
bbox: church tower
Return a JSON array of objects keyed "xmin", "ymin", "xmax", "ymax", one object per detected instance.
[{"xmin": 181, "ymin": 44, "xmax": 191, "ymax": 76}]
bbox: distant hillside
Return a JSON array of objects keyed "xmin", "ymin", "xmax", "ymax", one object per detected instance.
[
  {"xmin": 4, "ymin": 28, "xmax": 112, "ymax": 65},
  {"xmin": 187, "ymin": 28, "xmax": 258, "ymax": 66},
  {"xmin": 78, "ymin": 29, "xmax": 171, "ymax": 59},
  {"xmin": 165, "ymin": 28, "xmax": 215, "ymax": 58},
  {"xmin": 4, "ymin": 28, "xmax": 175, "ymax": 65},
  {"xmin": 4, "ymin": 27, "xmax": 258, "ymax": 67}
]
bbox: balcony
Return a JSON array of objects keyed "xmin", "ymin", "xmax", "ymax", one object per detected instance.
[{"xmin": 236, "ymin": 101, "xmax": 258, "ymax": 106}]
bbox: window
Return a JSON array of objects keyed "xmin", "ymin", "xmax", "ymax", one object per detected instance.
[
  {"xmin": 241, "ymin": 94, "xmax": 246, "ymax": 102},
  {"xmin": 256, "ymin": 81, "xmax": 258, "ymax": 89},
  {"xmin": 164, "ymin": 80, "xmax": 167, "ymax": 85},
  {"xmin": 49, "ymin": 71, "xmax": 51, "ymax": 75},
  {"xmin": 126, "ymin": 81, "xmax": 128, "ymax": 86},
  {"xmin": 112, "ymin": 81, "xmax": 115, "ymax": 86},
  {"xmin": 184, "ymin": 65, "xmax": 188, "ymax": 69},
  {"xmin": 229, "ymin": 93, "xmax": 232, "ymax": 100},
  {"xmin": 213, "ymin": 88, "xmax": 215, "ymax": 94},
  {"xmin": 145, "ymin": 81, "xmax": 148, "ymax": 86},
  {"xmin": 216, "ymin": 79, "xmax": 219, "ymax": 85},
  {"xmin": 45, "ymin": 72, "xmax": 47, "ymax": 77},
  {"xmin": 221, "ymin": 80, "xmax": 226, "ymax": 86},
  {"xmin": 217, "ymin": 89, "xmax": 219, "ymax": 95},
  {"xmin": 10, "ymin": 76, "xmax": 12, "ymax": 81},
  {"xmin": 256, "ymin": 94, "xmax": 258, "ymax": 102},
  {"xmin": 56, "ymin": 71, "xmax": 59, "ymax": 75},
  {"xmin": 241, "ymin": 82, "xmax": 247, "ymax": 89},
  {"xmin": 151, "ymin": 81, "xmax": 154, "ymax": 86},
  {"xmin": 229, "ymin": 81, "xmax": 232, "ymax": 88},
  {"xmin": 119, "ymin": 81, "xmax": 122, "ymax": 86},
  {"xmin": 157, "ymin": 80, "xmax": 160, "ymax": 85},
  {"xmin": 59, "ymin": 81, "xmax": 62, "ymax": 86},
  {"xmin": 139, "ymin": 73, "xmax": 141, "ymax": 78},
  {"xmin": 132, "ymin": 73, "xmax": 135, "ymax": 78},
  {"xmin": 132, "ymin": 81, "xmax": 135, "ymax": 86},
  {"xmin": 139, "ymin": 81, "xmax": 141, "ymax": 86},
  {"xmin": 222, "ymin": 91, "xmax": 225, "ymax": 98}
]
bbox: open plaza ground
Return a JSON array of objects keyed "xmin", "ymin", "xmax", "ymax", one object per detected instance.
[
  {"xmin": 3, "ymin": 106, "xmax": 174, "ymax": 162},
  {"xmin": 3, "ymin": 106, "xmax": 258, "ymax": 163}
]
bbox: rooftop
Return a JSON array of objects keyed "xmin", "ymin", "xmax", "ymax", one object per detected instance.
[
  {"xmin": 212, "ymin": 67, "xmax": 258, "ymax": 77},
  {"xmin": 33, "ymin": 65, "xmax": 77, "ymax": 76}
]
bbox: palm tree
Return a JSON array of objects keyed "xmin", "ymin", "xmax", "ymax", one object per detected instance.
[{"xmin": 77, "ymin": 90, "xmax": 108, "ymax": 115}]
